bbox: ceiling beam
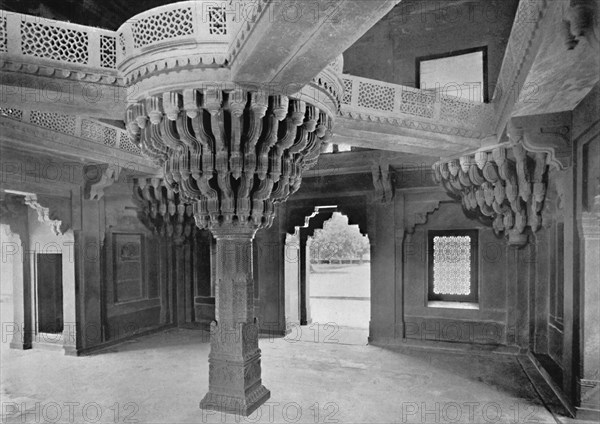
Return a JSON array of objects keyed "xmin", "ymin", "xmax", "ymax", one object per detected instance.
[
  {"xmin": 334, "ymin": 116, "xmax": 481, "ymax": 157},
  {"xmin": 231, "ymin": 0, "xmax": 401, "ymax": 93}
]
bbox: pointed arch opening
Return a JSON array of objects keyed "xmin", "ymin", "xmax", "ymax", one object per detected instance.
[{"xmin": 288, "ymin": 204, "xmax": 370, "ymax": 344}]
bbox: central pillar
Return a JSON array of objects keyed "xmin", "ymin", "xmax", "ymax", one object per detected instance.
[{"xmin": 200, "ymin": 226, "xmax": 270, "ymax": 416}]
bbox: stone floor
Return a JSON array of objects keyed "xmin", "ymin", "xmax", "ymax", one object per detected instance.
[{"xmin": 1, "ymin": 326, "xmax": 584, "ymax": 424}]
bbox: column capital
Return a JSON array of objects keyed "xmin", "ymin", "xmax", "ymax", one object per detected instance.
[{"xmin": 210, "ymin": 224, "xmax": 258, "ymax": 240}]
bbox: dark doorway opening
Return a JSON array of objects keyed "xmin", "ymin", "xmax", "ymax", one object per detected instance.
[{"xmin": 36, "ymin": 254, "xmax": 63, "ymax": 334}]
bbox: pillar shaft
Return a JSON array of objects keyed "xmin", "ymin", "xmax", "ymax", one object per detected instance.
[
  {"xmin": 299, "ymin": 229, "xmax": 311, "ymax": 325},
  {"xmin": 200, "ymin": 227, "xmax": 270, "ymax": 416}
]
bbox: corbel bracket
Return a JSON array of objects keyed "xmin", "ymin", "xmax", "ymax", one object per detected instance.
[
  {"xmin": 85, "ymin": 164, "xmax": 122, "ymax": 201},
  {"xmin": 371, "ymin": 160, "xmax": 394, "ymax": 203},
  {"xmin": 508, "ymin": 112, "xmax": 572, "ymax": 170}
]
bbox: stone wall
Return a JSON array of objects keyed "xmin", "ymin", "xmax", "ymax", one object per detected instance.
[{"xmin": 343, "ymin": 0, "xmax": 518, "ymax": 94}]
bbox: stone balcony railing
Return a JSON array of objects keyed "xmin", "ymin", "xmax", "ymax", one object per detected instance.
[
  {"xmin": 0, "ymin": 10, "xmax": 118, "ymax": 81},
  {"xmin": 0, "ymin": 1, "xmax": 230, "ymax": 84},
  {"xmin": 0, "ymin": 106, "xmax": 140, "ymax": 155},
  {"xmin": 1, "ymin": 0, "xmax": 548, "ymax": 155},
  {"xmin": 116, "ymin": 1, "xmax": 230, "ymax": 84},
  {"xmin": 340, "ymin": 74, "xmax": 495, "ymax": 138}
]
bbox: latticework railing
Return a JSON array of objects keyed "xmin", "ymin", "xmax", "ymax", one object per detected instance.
[
  {"xmin": 0, "ymin": 107, "xmax": 140, "ymax": 155},
  {"xmin": 0, "ymin": 1, "xmax": 230, "ymax": 74},
  {"xmin": 340, "ymin": 74, "xmax": 495, "ymax": 136},
  {"xmin": 0, "ymin": 11, "xmax": 117, "ymax": 70},
  {"xmin": 116, "ymin": 1, "xmax": 229, "ymax": 67}
]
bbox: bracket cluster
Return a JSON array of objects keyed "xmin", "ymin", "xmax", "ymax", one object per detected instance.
[{"xmin": 433, "ymin": 144, "xmax": 548, "ymax": 246}]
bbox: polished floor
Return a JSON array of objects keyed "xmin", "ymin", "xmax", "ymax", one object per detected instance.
[{"xmin": 1, "ymin": 326, "xmax": 576, "ymax": 424}]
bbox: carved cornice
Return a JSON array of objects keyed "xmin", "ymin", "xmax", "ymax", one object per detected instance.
[
  {"xmin": 121, "ymin": 54, "xmax": 229, "ymax": 86},
  {"xmin": 0, "ymin": 59, "xmax": 122, "ymax": 85},
  {"xmin": 339, "ymin": 110, "xmax": 483, "ymax": 139}
]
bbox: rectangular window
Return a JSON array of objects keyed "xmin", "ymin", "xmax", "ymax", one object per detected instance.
[
  {"xmin": 428, "ymin": 230, "xmax": 478, "ymax": 303},
  {"xmin": 416, "ymin": 47, "xmax": 488, "ymax": 103}
]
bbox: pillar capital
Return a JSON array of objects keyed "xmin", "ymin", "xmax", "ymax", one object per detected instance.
[{"xmin": 210, "ymin": 225, "xmax": 258, "ymax": 241}]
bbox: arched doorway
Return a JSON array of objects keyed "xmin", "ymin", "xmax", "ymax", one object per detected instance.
[
  {"xmin": 309, "ymin": 212, "xmax": 370, "ymax": 331},
  {"xmin": 289, "ymin": 205, "xmax": 371, "ymax": 344}
]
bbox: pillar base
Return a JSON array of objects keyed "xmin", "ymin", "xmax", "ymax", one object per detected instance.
[
  {"xmin": 200, "ymin": 385, "xmax": 270, "ymax": 416},
  {"xmin": 9, "ymin": 341, "xmax": 31, "ymax": 350}
]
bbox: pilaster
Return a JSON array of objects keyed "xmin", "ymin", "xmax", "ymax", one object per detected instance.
[{"xmin": 577, "ymin": 211, "xmax": 600, "ymax": 418}]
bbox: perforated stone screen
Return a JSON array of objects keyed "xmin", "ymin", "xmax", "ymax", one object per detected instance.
[
  {"xmin": 21, "ymin": 21, "xmax": 89, "ymax": 64},
  {"xmin": 357, "ymin": 81, "xmax": 394, "ymax": 112},
  {"xmin": 428, "ymin": 230, "xmax": 478, "ymax": 302},
  {"xmin": 400, "ymin": 90, "xmax": 435, "ymax": 118},
  {"xmin": 207, "ymin": 5, "xmax": 227, "ymax": 35},
  {"xmin": 432, "ymin": 235, "xmax": 472, "ymax": 295},
  {"xmin": 30, "ymin": 111, "xmax": 77, "ymax": 135},
  {"xmin": 0, "ymin": 108, "xmax": 23, "ymax": 121},
  {"xmin": 81, "ymin": 119, "xmax": 117, "ymax": 146},
  {"xmin": 131, "ymin": 7, "xmax": 194, "ymax": 48},
  {"xmin": 0, "ymin": 16, "xmax": 7, "ymax": 53},
  {"xmin": 342, "ymin": 79, "xmax": 353, "ymax": 105},
  {"xmin": 100, "ymin": 35, "xmax": 116, "ymax": 68},
  {"xmin": 119, "ymin": 132, "xmax": 141, "ymax": 154}
]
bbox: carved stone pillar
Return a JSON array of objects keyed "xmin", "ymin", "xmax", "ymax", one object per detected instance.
[
  {"xmin": 299, "ymin": 228, "xmax": 311, "ymax": 325},
  {"xmin": 127, "ymin": 82, "xmax": 338, "ymax": 414},
  {"xmin": 120, "ymin": 8, "xmax": 342, "ymax": 405},
  {"xmin": 199, "ymin": 226, "xmax": 269, "ymax": 415}
]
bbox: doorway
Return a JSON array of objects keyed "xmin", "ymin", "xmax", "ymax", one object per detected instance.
[
  {"xmin": 308, "ymin": 212, "xmax": 370, "ymax": 333},
  {"xmin": 36, "ymin": 253, "xmax": 63, "ymax": 334}
]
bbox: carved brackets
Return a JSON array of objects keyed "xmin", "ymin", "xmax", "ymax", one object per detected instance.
[
  {"xmin": 371, "ymin": 161, "xmax": 394, "ymax": 203},
  {"xmin": 132, "ymin": 177, "xmax": 197, "ymax": 244},
  {"xmin": 433, "ymin": 142, "xmax": 550, "ymax": 246},
  {"xmin": 431, "ymin": 111, "xmax": 574, "ymax": 245},
  {"xmin": 508, "ymin": 112, "xmax": 572, "ymax": 170},
  {"xmin": 86, "ymin": 164, "xmax": 122, "ymax": 201},
  {"xmin": 23, "ymin": 194, "xmax": 66, "ymax": 236}
]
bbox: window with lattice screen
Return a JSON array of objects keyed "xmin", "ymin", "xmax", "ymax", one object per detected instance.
[{"xmin": 428, "ymin": 230, "xmax": 478, "ymax": 303}]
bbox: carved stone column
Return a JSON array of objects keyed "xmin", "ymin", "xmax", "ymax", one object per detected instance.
[
  {"xmin": 127, "ymin": 79, "xmax": 338, "ymax": 414},
  {"xmin": 299, "ymin": 228, "xmax": 311, "ymax": 325},
  {"xmin": 199, "ymin": 225, "xmax": 269, "ymax": 415}
]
